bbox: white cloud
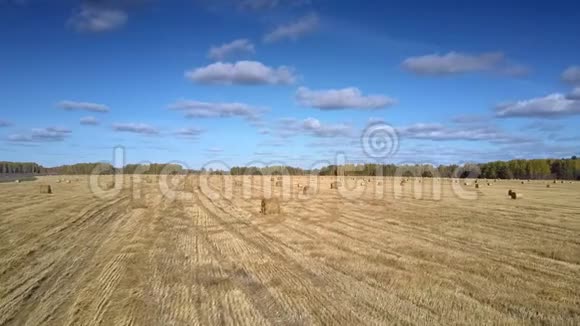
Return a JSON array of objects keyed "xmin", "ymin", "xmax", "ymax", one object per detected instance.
[
  {"xmin": 367, "ymin": 117, "xmax": 385, "ymax": 124},
  {"xmin": 112, "ymin": 123, "xmax": 158, "ymax": 135},
  {"xmin": 208, "ymin": 39, "xmax": 255, "ymax": 61},
  {"xmin": 174, "ymin": 127, "xmax": 204, "ymax": 138},
  {"xmin": 57, "ymin": 100, "xmax": 110, "ymax": 113},
  {"xmin": 296, "ymin": 87, "xmax": 396, "ymax": 110},
  {"xmin": 253, "ymin": 151, "xmax": 274, "ymax": 156},
  {"xmin": 402, "ymin": 51, "xmax": 527, "ymax": 76},
  {"xmin": 240, "ymin": 0, "xmax": 280, "ymax": 10},
  {"xmin": 239, "ymin": 0, "xmax": 311, "ymax": 10},
  {"xmin": 168, "ymin": 100, "xmax": 264, "ymax": 121},
  {"xmin": 80, "ymin": 116, "xmax": 99, "ymax": 126},
  {"xmin": 523, "ymin": 121, "xmax": 563, "ymax": 132},
  {"xmin": 562, "ymin": 66, "xmax": 580, "ymax": 85},
  {"xmin": 68, "ymin": 5, "xmax": 127, "ymax": 33},
  {"xmin": 552, "ymin": 135, "xmax": 580, "ymax": 142},
  {"xmin": 206, "ymin": 147, "xmax": 223, "ymax": 153},
  {"xmin": 185, "ymin": 61, "xmax": 295, "ymax": 85},
  {"xmin": 495, "ymin": 93, "xmax": 580, "ymax": 118},
  {"xmin": 567, "ymin": 87, "xmax": 580, "ymax": 100},
  {"xmin": 257, "ymin": 139, "xmax": 288, "ymax": 147},
  {"xmin": 278, "ymin": 117, "xmax": 352, "ymax": 138},
  {"xmin": 485, "ymin": 142, "xmax": 580, "ymax": 161},
  {"xmin": 502, "ymin": 64, "xmax": 531, "ymax": 77},
  {"xmin": 263, "ymin": 13, "xmax": 318, "ymax": 43},
  {"xmin": 398, "ymin": 123, "xmax": 445, "ymax": 136},
  {"xmin": 8, "ymin": 127, "xmax": 72, "ymax": 142},
  {"xmin": 397, "ymin": 123, "xmax": 533, "ymax": 144},
  {"xmin": 451, "ymin": 114, "xmax": 490, "ymax": 124}
]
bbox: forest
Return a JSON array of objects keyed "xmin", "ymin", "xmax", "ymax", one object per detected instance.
[
  {"xmin": 1, "ymin": 157, "xmax": 579, "ymax": 180},
  {"xmin": 230, "ymin": 157, "xmax": 580, "ymax": 180}
]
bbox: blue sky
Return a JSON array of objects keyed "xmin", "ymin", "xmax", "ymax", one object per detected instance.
[{"xmin": 1, "ymin": 0, "xmax": 579, "ymax": 169}]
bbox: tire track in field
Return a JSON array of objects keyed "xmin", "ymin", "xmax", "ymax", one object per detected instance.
[
  {"xmin": 223, "ymin": 189, "xmax": 454, "ymax": 324},
  {"xmin": 141, "ymin": 194, "xmax": 204, "ymax": 325},
  {"xmin": 135, "ymin": 192, "xmax": 270, "ymax": 325},
  {"xmin": 195, "ymin": 191, "xmax": 326, "ymax": 324},
  {"xmin": 191, "ymin": 202, "xmax": 308, "ymax": 325},
  {"xmin": 61, "ymin": 190, "xmax": 164, "ymax": 326},
  {"xmin": 96, "ymin": 190, "xmax": 169, "ymax": 326},
  {"xmin": 195, "ymin": 190, "xmax": 381, "ymax": 325},
  {"xmin": 189, "ymin": 204, "xmax": 272, "ymax": 326},
  {"xmin": 0, "ymin": 194, "xmax": 129, "ymax": 278},
  {"xmin": 251, "ymin": 217, "xmax": 446, "ymax": 325},
  {"xmin": 0, "ymin": 193, "xmax": 130, "ymax": 326}
]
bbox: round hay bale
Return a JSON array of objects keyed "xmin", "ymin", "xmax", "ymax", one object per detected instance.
[
  {"xmin": 508, "ymin": 189, "xmax": 513, "ymax": 196},
  {"xmin": 275, "ymin": 181, "xmax": 283, "ymax": 187},
  {"xmin": 105, "ymin": 182, "xmax": 115, "ymax": 190},
  {"xmin": 510, "ymin": 192, "xmax": 523, "ymax": 199},
  {"xmin": 475, "ymin": 184, "xmax": 480, "ymax": 188},
  {"xmin": 546, "ymin": 184, "xmax": 551, "ymax": 188},
  {"xmin": 260, "ymin": 198, "xmax": 281, "ymax": 215},
  {"xmin": 464, "ymin": 182, "xmax": 469, "ymax": 186},
  {"xmin": 487, "ymin": 182, "xmax": 491, "ymax": 186},
  {"xmin": 561, "ymin": 180, "xmax": 565, "ymax": 184},
  {"xmin": 521, "ymin": 181, "xmax": 525, "ymax": 184},
  {"xmin": 330, "ymin": 181, "xmax": 341, "ymax": 189},
  {"xmin": 14, "ymin": 179, "xmax": 20, "ymax": 183},
  {"xmin": 66, "ymin": 180, "xmax": 71, "ymax": 184},
  {"xmin": 377, "ymin": 182, "xmax": 382, "ymax": 186},
  {"xmin": 40, "ymin": 185, "xmax": 52, "ymax": 194},
  {"xmin": 302, "ymin": 186, "xmax": 311, "ymax": 195}
]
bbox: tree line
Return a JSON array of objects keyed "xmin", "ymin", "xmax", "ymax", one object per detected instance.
[
  {"xmin": 0, "ymin": 162, "xmax": 44, "ymax": 174},
  {"xmin": 0, "ymin": 162, "xmax": 184, "ymax": 175},
  {"xmin": 123, "ymin": 164, "xmax": 184, "ymax": 175},
  {"xmin": 230, "ymin": 165, "xmax": 306, "ymax": 176},
  {"xmin": 1, "ymin": 156, "xmax": 579, "ymax": 180},
  {"xmin": 230, "ymin": 157, "xmax": 580, "ymax": 180}
]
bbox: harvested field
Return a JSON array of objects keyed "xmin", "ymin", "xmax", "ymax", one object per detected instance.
[{"xmin": 1, "ymin": 175, "xmax": 579, "ymax": 325}]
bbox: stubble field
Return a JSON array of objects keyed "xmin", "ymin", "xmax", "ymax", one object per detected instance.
[{"xmin": 1, "ymin": 175, "xmax": 579, "ymax": 325}]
